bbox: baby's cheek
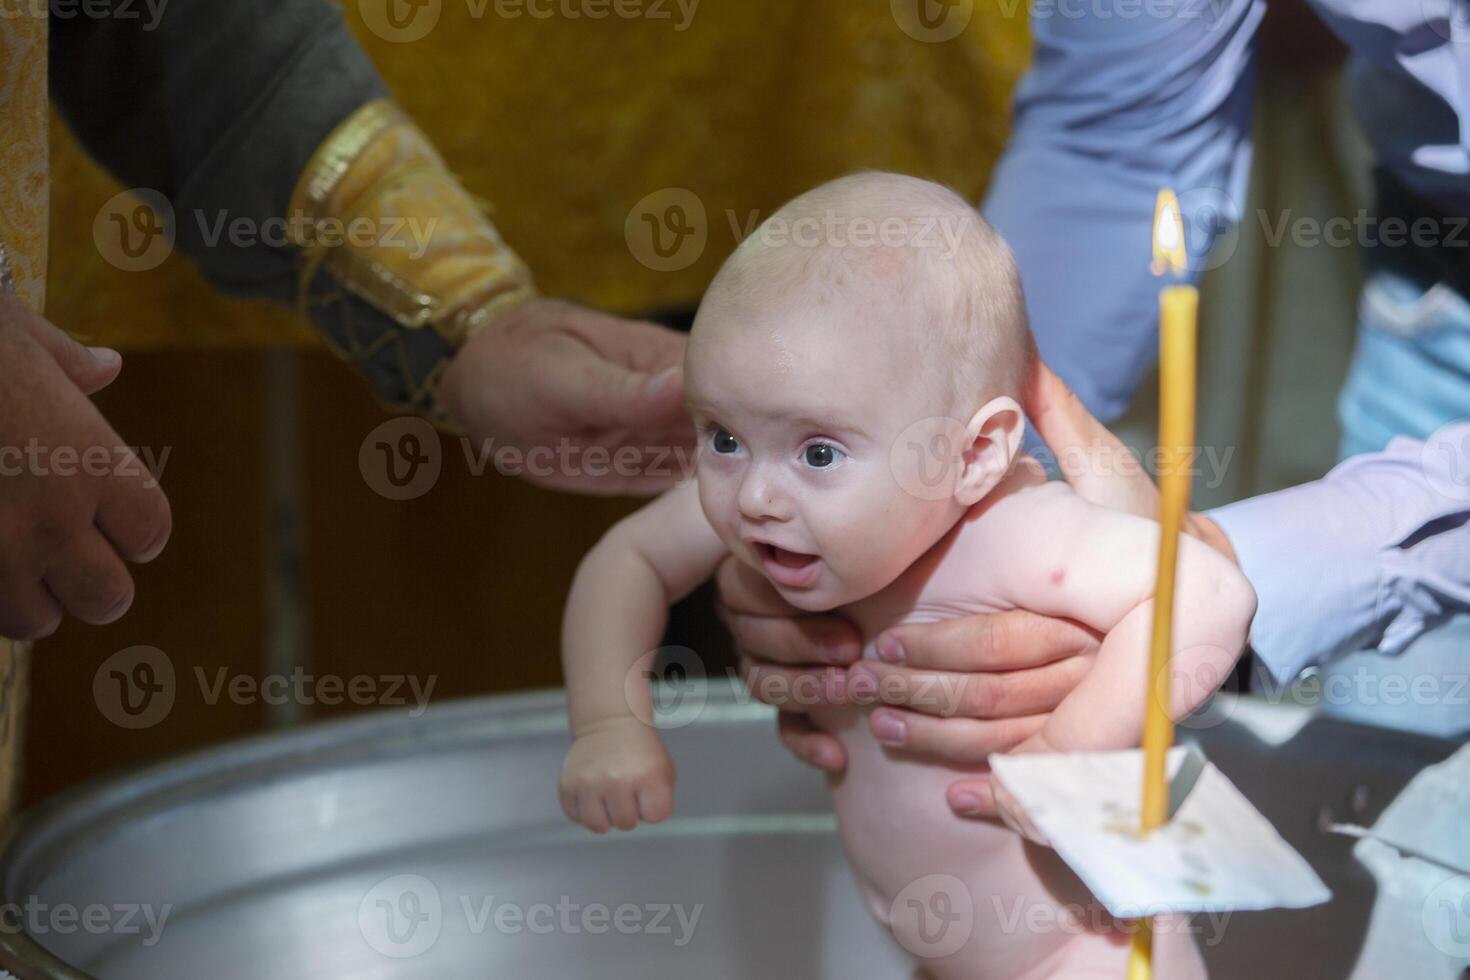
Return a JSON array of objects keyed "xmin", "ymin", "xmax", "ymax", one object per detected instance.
[
  {"xmin": 818, "ymin": 539, "xmax": 899, "ymax": 606},
  {"xmin": 695, "ymin": 476, "xmax": 736, "ymax": 538}
]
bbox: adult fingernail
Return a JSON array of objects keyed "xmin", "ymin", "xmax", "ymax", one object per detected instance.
[
  {"xmin": 644, "ymin": 366, "xmax": 679, "ymax": 397},
  {"xmin": 876, "ymin": 633, "xmax": 905, "ymax": 663},
  {"xmin": 952, "ymin": 792, "xmax": 983, "ymax": 814},
  {"xmin": 89, "ymin": 346, "xmax": 120, "ymax": 367},
  {"xmin": 871, "ymin": 710, "xmax": 906, "ymax": 746}
]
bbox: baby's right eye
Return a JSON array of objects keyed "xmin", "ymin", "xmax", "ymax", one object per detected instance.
[{"xmin": 711, "ymin": 429, "xmax": 740, "ymax": 454}]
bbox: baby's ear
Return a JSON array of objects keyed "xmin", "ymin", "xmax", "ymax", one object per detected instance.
[{"xmin": 955, "ymin": 396, "xmax": 1024, "ymax": 505}]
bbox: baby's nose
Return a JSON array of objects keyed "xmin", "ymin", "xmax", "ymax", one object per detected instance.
[{"xmin": 737, "ymin": 469, "xmax": 792, "ymax": 522}]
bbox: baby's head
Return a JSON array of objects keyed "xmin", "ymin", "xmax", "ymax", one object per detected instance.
[{"xmin": 686, "ymin": 172, "xmax": 1032, "ymax": 611}]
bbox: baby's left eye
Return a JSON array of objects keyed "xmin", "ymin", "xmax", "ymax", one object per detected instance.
[{"xmin": 803, "ymin": 443, "xmax": 843, "ymax": 468}]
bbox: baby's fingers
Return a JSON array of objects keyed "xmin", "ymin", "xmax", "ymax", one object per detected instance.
[
  {"xmin": 559, "ymin": 781, "xmax": 580, "ymax": 824},
  {"xmin": 605, "ymin": 783, "xmax": 641, "ymax": 831},
  {"xmin": 636, "ymin": 778, "xmax": 673, "ymax": 824},
  {"xmin": 577, "ymin": 787, "xmax": 615, "ymax": 834}
]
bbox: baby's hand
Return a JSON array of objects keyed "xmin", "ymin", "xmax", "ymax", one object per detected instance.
[{"xmin": 559, "ymin": 718, "xmax": 675, "ymax": 833}]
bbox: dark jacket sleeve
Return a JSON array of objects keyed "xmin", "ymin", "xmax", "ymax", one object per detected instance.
[{"xmin": 49, "ymin": 0, "xmax": 389, "ymax": 300}]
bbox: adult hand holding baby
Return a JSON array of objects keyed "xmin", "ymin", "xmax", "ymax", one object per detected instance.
[{"xmin": 720, "ymin": 359, "xmax": 1239, "ymax": 818}]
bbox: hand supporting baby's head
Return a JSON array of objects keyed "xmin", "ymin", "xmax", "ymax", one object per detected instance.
[{"xmin": 686, "ymin": 172, "xmax": 1034, "ymax": 611}]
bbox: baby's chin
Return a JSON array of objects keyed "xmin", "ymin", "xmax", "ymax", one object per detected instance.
[
  {"xmin": 773, "ymin": 584, "xmax": 846, "ymax": 614},
  {"xmin": 765, "ymin": 569, "xmax": 874, "ymax": 614}
]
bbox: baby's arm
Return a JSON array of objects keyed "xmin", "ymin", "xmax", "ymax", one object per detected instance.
[
  {"xmin": 988, "ymin": 482, "xmax": 1256, "ymax": 755},
  {"xmin": 559, "ymin": 480, "xmax": 728, "ymax": 833}
]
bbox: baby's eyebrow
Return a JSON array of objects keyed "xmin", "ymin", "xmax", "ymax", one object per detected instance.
[{"xmin": 792, "ymin": 415, "xmax": 868, "ymax": 440}]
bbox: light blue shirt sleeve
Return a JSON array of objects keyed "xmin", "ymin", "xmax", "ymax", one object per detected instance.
[
  {"xmin": 1209, "ymin": 423, "xmax": 1470, "ymax": 683},
  {"xmin": 981, "ymin": 0, "xmax": 1264, "ymax": 423},
  {"xmin": 986, "ymin": 0, "xmax": 1470, "ymax": 422}
]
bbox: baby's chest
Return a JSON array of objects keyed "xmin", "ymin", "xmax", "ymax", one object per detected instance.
[{"xmin": 844, "ymin": 546, "xmax": 1014, "ymax": 644}]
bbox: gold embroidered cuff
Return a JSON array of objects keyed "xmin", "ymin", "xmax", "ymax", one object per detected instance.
[{"xmin": 289, "ymin": 99, "xmax": 537, "ymax": 417}]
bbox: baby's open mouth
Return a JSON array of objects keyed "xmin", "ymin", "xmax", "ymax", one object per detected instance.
[{"xmin": 754, "ymin": 542, "xmax": 821, "ymax": 588}]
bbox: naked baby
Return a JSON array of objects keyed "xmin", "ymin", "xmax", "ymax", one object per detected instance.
[{"xmin": 558, "ymin": 173, "xmax": 1256, "ymax": 979}]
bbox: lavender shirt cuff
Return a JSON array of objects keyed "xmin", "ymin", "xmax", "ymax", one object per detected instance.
[{"xmin": 1209, "ymin": 424, "xmax": 1470, "ymax": 683}]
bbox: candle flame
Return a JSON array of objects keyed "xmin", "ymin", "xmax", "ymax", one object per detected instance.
[{"xmin": 1151, "ymin": 189, "xmax": 1187, "ymax": 278}]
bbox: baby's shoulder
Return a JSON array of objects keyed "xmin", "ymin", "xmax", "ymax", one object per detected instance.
[
  {"xmin": 957, "ymin": 456, "xmax": 1077, "ymax": 536},
  {"xmin": 921, "ymin": 461, "xmax": 1068, "ymax": 574}
]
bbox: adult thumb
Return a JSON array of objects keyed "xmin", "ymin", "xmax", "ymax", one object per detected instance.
[
  {"xmin": 1026, "ymin": 360, "xmax": 1123, "ymax": 464},
  {"xmin": 21, "ymin": 313, "xmax": 121, "ymax": 395},
  {"xmin": 1026, "ymin": 359, "xmax": 1153, "ymax": 514},
  {"xmin": 586, "ymin": 360, "xmax": 687, "ymax": 431}
]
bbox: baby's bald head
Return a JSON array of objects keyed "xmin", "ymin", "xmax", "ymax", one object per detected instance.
[{"xmin": 692, "ymin": 172, "xmax": 1031, "ymax": 411}]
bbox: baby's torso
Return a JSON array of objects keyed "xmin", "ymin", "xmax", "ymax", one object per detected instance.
[{"xmin": 807, "ymin": 462, "xmax": 1110, "ymax": 977}]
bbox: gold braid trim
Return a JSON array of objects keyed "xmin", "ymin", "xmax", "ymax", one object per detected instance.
[{"xmin": 289, "ymin": 100, "xmax": 537, "ymax": 415}]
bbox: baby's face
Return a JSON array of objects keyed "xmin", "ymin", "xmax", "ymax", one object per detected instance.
[{"xmin": 686, "ymin": 304, "xmax": 965, "ymax": 612}]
